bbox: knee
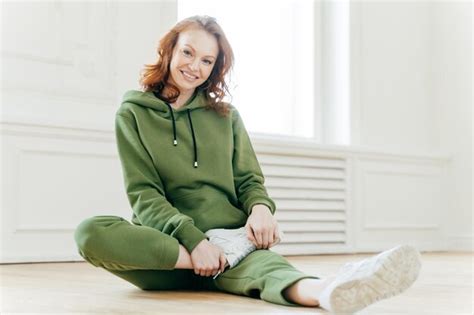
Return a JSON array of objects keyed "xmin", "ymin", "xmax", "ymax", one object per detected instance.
[
  {"xmin": 74, "ymin": 215, "xmax": 122, "ymax": 253},
  {"xmin": 74, "ymin": 217, "xmax": 98, "ymax": 253}
]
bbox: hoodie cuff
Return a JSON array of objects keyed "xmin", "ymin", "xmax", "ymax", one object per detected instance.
[{"xmin": 174, "ymin": 222, "xmax": 208, "ymax": 253}]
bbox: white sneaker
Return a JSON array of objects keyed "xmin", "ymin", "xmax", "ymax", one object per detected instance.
[
  {"xmin": 318, "ymin": 244, "xmax": 422, "ymax": 314},
  {"xmin": 205, "ymin": 227, "xmax": 284, "ymax": 269}
]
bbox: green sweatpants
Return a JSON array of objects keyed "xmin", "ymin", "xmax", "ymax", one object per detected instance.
[{"xmin": 73, "ymin": 215, "xmax": 319, "ymax": 306}]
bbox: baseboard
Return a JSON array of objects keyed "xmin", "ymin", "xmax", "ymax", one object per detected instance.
[
  {"xmin": 0, "ymin": 254, "xmax": 85, "ymax": 264},
  {"xmin": 446, "ymin": 234, "xmax": 474, "ymax": 252}
]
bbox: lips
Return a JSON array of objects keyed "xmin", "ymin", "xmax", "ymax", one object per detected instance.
[{"xmin": 180, "ymin": 70, "xmax": 199, "ymax": 81}]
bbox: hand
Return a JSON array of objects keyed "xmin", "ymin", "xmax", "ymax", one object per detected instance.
[
  {"xmin": 190, "ymin": 239, "xmax": 227, "ymax": 277},
  {"xmin": 245, "ymin": 204, "xmax": 280, "ymax": 249}
]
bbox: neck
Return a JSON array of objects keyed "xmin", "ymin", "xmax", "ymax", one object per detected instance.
[
  {"xmin": 172, "ymin": 89, "xmax": 195, "ymax": 109},
  {"xmin": 161, "ymin": 86, "xmax": 195, "ymax": 109}
]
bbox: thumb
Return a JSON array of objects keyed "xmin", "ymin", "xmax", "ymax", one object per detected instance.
[
  {"xmin": 270, "ymin": 224, "xmax": 281, "ymax": 247},
  {"xmin": 219, "ymin": 252, "xmax": 228, "ymax": 273}
]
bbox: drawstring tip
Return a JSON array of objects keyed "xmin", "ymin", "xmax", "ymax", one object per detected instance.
[
  {"xmin": 194, "ymin": 161, "xmax": 198, "ymax": 168},
  {"xmin": 173, "ymin": 140, "xmax": 177, "ymax": 146}
]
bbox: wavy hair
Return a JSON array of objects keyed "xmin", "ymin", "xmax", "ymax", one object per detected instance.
[{"xmin": 140, "ymin": 15, "xmax": 234, "ymax": 117}]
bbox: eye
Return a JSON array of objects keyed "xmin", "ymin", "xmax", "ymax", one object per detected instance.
[
  {"xmin": 182, "ymin": 49, "xmax": 192, "ymax": 57},
  {"xmin": 202, "ymin": 59, "xmax": 213, "ymax": 65}
]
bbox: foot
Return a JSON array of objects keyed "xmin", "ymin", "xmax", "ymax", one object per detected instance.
[
  {"xmin": 205, "ymin": 227, "xmax": 284, "ymax": 269},
  {"xmin": 205, "ymin": 227, "xmax": 257, "ymax": 269},
  {"xmin": 318, "ymin": 244, "xmax": 422, "ymax": 314}
]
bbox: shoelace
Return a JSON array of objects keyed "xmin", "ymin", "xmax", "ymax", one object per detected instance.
[
  {"xmin": 227, "ymin": 241, "xmax": 256, "ymax": 256},
  {"xmin": 208, "ymin": 236, "xmax": 254, "ymax": 255}
]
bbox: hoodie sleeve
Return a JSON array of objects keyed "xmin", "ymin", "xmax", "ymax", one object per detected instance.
[
  {"xmin": 231, "ymin": 108, "xmax": 277, "ymax": 216},
  {"xmin": 115, "ymin": 113, "xmax": 208, "ymax": 253}
]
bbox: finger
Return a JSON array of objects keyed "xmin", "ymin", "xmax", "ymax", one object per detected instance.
[
  {"xmin": 271, "ymin": 225, "xmax": 280, "ymax": 247},
  {"xmin": 212, "ymin": 266, "xmax": 219, "ymax": 277},
  {"xmin": 267, "ymin": 228, "xmax": 274, "ymax": 248},
  {"xmin": 246, "ymin": 225, "xmax": 257, "ymax": 246},
  {"xmin": 255, "ymin": 230, "xmax": 263, "ymax": 249},
  {"xmin": 212, "ymin": 258, "xmax": 221, "ymax": 276},
  {"xmin": 261, "ymin": 229, "xmax": 269, "ymax": 249},
  {"xmin": 219, "ymin": 254, "xmax": 227, "ymax": 273},
  {"xmin": 207, "ymin": 265, "xmax": 215, "ymax": 277}
]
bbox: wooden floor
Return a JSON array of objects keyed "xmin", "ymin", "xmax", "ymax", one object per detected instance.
[{"xmin": 1, "ymin": 251, "xmax": 472, "ymax": 314}]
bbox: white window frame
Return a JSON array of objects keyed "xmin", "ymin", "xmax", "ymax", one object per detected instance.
[{"xmin": 177, "ymin": 0, "xmax": 324, "ymax": 141}]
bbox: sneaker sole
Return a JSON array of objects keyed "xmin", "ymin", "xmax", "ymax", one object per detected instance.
[{"xmin": 329, "ymin": 244, "xmax": 422, "ymax": 313}]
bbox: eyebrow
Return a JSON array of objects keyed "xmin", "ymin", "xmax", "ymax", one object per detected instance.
[{"xmin": 184, "ymin": 44, "xmax": 217, "ymax": 59}]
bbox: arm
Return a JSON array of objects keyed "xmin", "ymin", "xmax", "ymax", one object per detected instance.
[
  {"xmin": 115, "ymin": 113, "xmax": 207, "ymax": 253},
  {"xmin": 231, "ymin": 108, "xmax": 279, "ymax": 249},
  {"xmin": 231, "ymin": 108, "xmax": 276, "ymax": 216}
]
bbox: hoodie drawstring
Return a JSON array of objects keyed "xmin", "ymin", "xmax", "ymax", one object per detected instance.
[
  {"xmin": 164, "ymin": 102, "xmax": 198, "ymax": 168},
  {"xmin": 165, "ymin": 103, "xmax": 178, "ymax": 146},
  {"xmin": 186, "ymin": 109, "xmax": 198, "ymax": 168}
]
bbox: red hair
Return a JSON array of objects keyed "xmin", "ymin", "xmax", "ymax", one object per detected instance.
[{"xmin": 140, "ymin": 15, "xmax": 234, "ymax": 117}]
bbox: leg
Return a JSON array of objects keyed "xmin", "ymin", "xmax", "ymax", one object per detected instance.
[
  {"xmin": 74, "ymin": 215, "xmax": 179, "ymax": 270},
  {"xmin": 207, "ymin": 249, "xmax": 321, "ymax": 307},
  {"xmin": 282, "ymin": 276, "xmax": 337, "ymax": 306},
  {"xmin": 74, "ymin": 215, "xmax": 202, "ymax": 290}
]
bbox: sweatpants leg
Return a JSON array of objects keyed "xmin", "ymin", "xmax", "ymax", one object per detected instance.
[
  {"xmin": 209, "ymin": 249, "xmax": 320, "ymax": 306},
  {"xmin": 74, "ymin": 215, "xmax": 204, "ymax": 290},
  {"xmin": 74, "ymin": 215, "xmax": 319, "ymax": 304}
]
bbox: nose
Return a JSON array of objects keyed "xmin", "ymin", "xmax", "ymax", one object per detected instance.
[{"xmin": 189, "ymin": 58, "xmax": 200, "ymax": 72}]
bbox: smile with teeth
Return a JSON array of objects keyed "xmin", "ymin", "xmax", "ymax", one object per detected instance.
[{"xmin": 180, "ymin": 70, "xmax": 199, "ymax": 80}]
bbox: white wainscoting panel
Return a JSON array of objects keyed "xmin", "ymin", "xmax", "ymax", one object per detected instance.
[
  {"xmin": 0, "ymin": 124, "xmax": 451, "ymax": 262},
  {"xmin": 352, "ymin": 157, "xmax": 448, "ymax": 251},
  {"xmin": 253, "ymin": 137, "xmax": 450, "ymax": 255},
  {"xmin": 0, "ymin": 124, "xmax": 130, "ymax": 263}
]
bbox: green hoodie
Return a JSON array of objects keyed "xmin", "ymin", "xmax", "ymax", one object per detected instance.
[{"xmin": 115, "ymin": 89, "xmax": 276, "ymax": 253}]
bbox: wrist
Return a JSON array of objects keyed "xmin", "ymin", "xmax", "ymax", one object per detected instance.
[
  {"xmin": 193, "ymin": 238, "xmax": 207, "ymax": 251},
  {"xmin": 250, "ymin": 204, "xmax": 271, "ymax": 215}
]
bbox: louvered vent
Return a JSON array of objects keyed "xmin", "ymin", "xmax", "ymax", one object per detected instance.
[{"xmin": 259, "ymin": 153, "xmax": 348, "ymax": 255}]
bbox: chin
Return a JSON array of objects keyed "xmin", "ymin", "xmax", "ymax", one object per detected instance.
[{"xmin": 178, "ymin": 81, "xmax": 202, "ymax": 92}]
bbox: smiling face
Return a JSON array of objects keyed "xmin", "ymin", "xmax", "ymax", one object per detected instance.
[{"xmin": 168, "ymin": 27, "xmax": 219, "ymax": 95}]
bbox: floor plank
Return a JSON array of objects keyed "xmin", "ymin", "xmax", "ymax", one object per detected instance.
[{"xmin": 1, "ymin": 251, "xmax": 472, "ymax": 314}]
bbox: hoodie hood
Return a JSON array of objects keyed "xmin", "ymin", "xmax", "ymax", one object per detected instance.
[
  {"xmin": 122, "ymin": 89, "xmax": 208, "ymax": 113},
  {"xmin": 122, "ymin": 89, "xmax": 208, "ymax": 168}
]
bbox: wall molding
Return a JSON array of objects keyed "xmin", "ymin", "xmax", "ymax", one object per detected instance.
[
  {"xmin": 363, "ymin": 224, "xmax": 440, "ymax": 230},
  {"xmin": 0, "ymin": 119, "xmax": 455, "ymax": 262}
]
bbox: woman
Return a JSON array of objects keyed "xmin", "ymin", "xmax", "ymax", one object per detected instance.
[{"xmin": 74, "ymin": 15, "xmax": 421, "ymax": 313}]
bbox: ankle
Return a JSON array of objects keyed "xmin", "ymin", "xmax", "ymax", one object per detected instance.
[{"xmin": 283, "ymin": 278, "xmax": 322, "ymax": 307}]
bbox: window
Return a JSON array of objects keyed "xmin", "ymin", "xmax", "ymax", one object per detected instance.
[{"xmin": 178, "ymin": 0, "xmax": 317, "ymax": 139}]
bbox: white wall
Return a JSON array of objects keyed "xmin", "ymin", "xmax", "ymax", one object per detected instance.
[
  {"xmin": 351, "ymin": 1, "xmax": 436, "ymax": 152},
  {"xmin": 321, "ymin": 0, "xmax": 350, "ymax": 145},
  {"xmin": 0, "ymin": 0, "xmax": 180, "ymax": 262},
  {"xmin": 0, "ymin": 0, "xmax": 471, "ymax": 262},
  {"xmin": 350, "ymin": 1, "xmax": 472, "ymax": 249},
  {"xmin": 431, "ymin": 1, "xmax": 472, "ymax": 250},
  {"xmin": 115, "ymin": 1, "xmax": 177, "ymax": 100}
]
